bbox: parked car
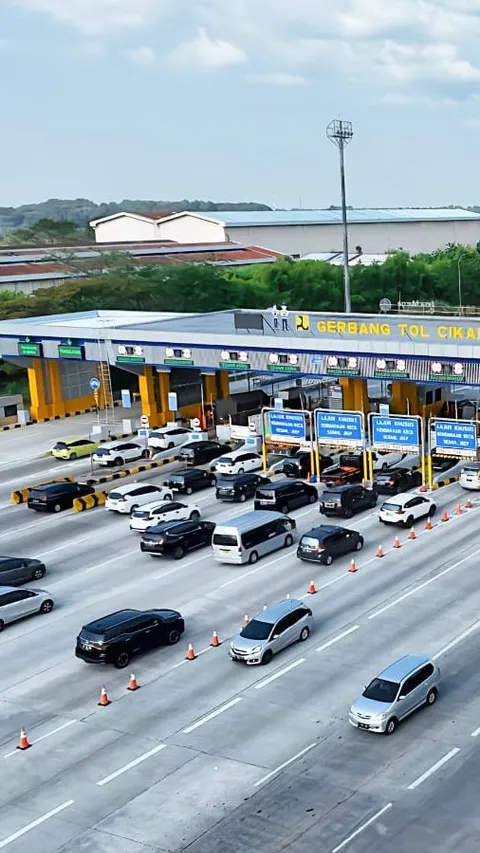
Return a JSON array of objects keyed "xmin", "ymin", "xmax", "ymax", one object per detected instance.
[
  {"xmin": 349, "ymin": 654, "xmax": 440, "ymax": 735},
  {"xmin": 379, "ymin": 493, "xmax": 436, "ymax": 526},
  {"xmin": 140, "ymin": 520, "xmax": 216, "ymax": 559},
  {"xmin": 75, "ymin": 608, "xmax": 185, "ymax": 668},
  {"xmin": 320, "ymin": 484, "xmax": 377, "ymax": 518},
  {"xmin": 216, "ymin": 473, "xmax": 270, "ymax": 502},
  {"xmin": 105, "ymin": 483, "xmax": 172, "ymax": 514},
  {"xmin": 0, "ymin": 556, "xmax": 46, "ymax": 585},
  {"xmin": 374, "ymin": 467, "xmax": 422, "ymax": 495},
  {"xmin": 163, "ymin": 468, "xmax": 216, "ymax": 494},
  {"xmin": 148, "ymin": 426, "xmax": 193, "ymax": 451},
  {"xmin": 130, "ymin": 500, "xmax": 200, "ymax": 532},
  {"xmin": 214, "ymin": 450, "xmax": 263, "ymax": 476},
  {"xmin": 27, "ymin": 481, "xmax": 95, "ymax": 513},
  {"xmin": 92, "ymin": 440, "xmax": 147, "ymax": 467},
  {"xmin": 254, "ymin": 480, "xmax": 318, "ymax": 513},
  {"xmin": 229, "ymin": 599, "xmax": 313, "ymax": 665},
  {"xmin": 297, "ymin": 525, "xmax": 363, "ymax": 565},
  {"xmin": 282, "ymin": 451, "xmax": 312, "ymax": 479},
  {"xmin": 178, "ymin": 440, "xmax": 231, "ymax": 467},
  {"xmin": 0, "ymin": 585, "xmax": 54, "ymax": 631},
  {"xmin": 51, "ymin": 436, "xmax": 99, "ymax": 461}
]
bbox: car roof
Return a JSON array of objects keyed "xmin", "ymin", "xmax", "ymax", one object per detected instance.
[
  {"xmin": 54, "ymin": 436, "xmax": 87, "ymax": 444},
  {"xmin": 323, "ymin": 484, "xmax": 361, "ymax": 493},
  {"xmin": 0, "ymin": 584, "xmax": 29, "ymax": 594},
  {"xmin": 377, "ymin": 654, "xmax": 432, "ymax": 682},
  {"xmin": 30, "ymin": 482, "xmax": 75, "ymax": 492},
  {"xmin": 168, "ymin": 467, "xmax": 202, "ymax": 477},
  {"xmin": 376, "ymin": 467, "xmax": 408, "ymax": 476},
  {"xmin": 382, "ymin": 493, "xmax": 423, "ymax": 506},
  {"xmin": 256, "ymin": 479, "xmax": 303, "ymax": 490},
  {"xmin": 109, "ymin": 483, "xmax": 158, "ymax": 496},
  {"xmin": 83, "ymin": 609, "xmax": 141, "ymax": 632},
  {"xmin": 135, "ymin": 497, "xmax": 178, "ymax": 512},
  {"xmin": 146, "ymin": 519, "xmax": 194, "ymax": 533},
  {"xmin": 217, "ymin": 472, "xmax": 261, "ymax": 482},
  {"xmin": 253, "ymin": 599, "xmax": 306, "ymax": 624},
  {"xmin": 100, "ymin": 439, "xmax": 139, "ymax": 450},
  {"xmin": 304, "ymin": 525, "xmax": 346, "ymax": 540},
  {"xmin": 215, "ymin": 510, "xmax": 288, "ymax": 532}
]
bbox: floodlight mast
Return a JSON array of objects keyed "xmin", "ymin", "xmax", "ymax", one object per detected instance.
[{"xmin": 327, "ymin": 119, "xmax": 354, "ymax": 313}]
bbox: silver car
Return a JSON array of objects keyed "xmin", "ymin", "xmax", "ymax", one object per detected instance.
[
  {"xmin": 0, "ymin": 585, "xmax": 54, "ymax": 630},
  {"xmin": 349, "ymin": 654, "xmax": 440, "ymax": 735},
  {"xmin": 229, "ymin": 599, "xmax": 313, "ymax": 665}
]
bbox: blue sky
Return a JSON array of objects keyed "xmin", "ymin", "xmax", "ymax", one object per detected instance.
[{"xmin": 2, "ymin": 0, "xmax": 480, "ymax": 209}]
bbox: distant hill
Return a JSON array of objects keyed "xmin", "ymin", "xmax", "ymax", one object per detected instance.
[{"xmin": 0, "ymin": 198, "xmax": 273, "ymax": 234}]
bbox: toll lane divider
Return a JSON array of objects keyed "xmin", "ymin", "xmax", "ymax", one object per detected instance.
[
  {"xmin": 2, "ymin": 401, "xmax": 125, "ymax": 430},
  {"xmin": 432, "ymin": 473, "xmax": 460, "ymax": 490},
  {"xmin": 10, "ymin": 477, "xmax": 75, "ymax": 505},
  {"xmin": 73, "ymin": 491, "xmax": 111, "ymax": 511}
]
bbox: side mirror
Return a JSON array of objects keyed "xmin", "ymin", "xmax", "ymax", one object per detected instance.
[
  {"xmin": 398, "ymin": 695, "xmax": 405, "ymax": 701},
  {"xmin": 272, "ymin": 634, "xmax": 279, "ymax": 640}
]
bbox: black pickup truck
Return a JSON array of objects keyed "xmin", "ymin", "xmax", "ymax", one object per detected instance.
[{"xmin": 320, "ymin": 453, "xmax": 364, "ymax": 487}]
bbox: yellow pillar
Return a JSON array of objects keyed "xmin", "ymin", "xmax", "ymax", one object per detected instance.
[
  {"xmin": 340, "ymin": 378, "xmax": 369, "ymax": 413},
  {"xmin": 138, "ymin": 367, "xmax": 160, "ymax": 423},
  {"xmin": 203, "ymin": 374, "xmax": 216, "ymax": 404},
  {"xmin": 46, "ymin": 360, "xmax": 66, "ymax": 418},
  {"xmin": 27, "ymin": 359, "xmax": 50, "ymax": 421},
  {"xmin": 391, "ymin": 381, "xmax": 419, "ymax": 415},
  {"xmin": 217, "ymin": 370, "xmax": 230, "ymax": 399},
  {"xmin": 158, "ymin": 372, "xmax": 170, "ymax": 417}
]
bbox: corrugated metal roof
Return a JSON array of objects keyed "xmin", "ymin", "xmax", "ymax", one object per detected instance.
[{"xmin": 214, "ymin": 208, "xmax": 480, "ymax": 227}]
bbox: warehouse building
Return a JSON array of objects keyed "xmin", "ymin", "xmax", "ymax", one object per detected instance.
[{"xmin": 90, "ymin": 208, "xmax": 480, "ymax": 255}]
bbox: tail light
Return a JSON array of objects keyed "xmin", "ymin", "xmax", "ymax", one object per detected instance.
[
  {"xmin": 238, "ymin": 545, "xmax": 243, "ymax": 553},
  {"xmin": 290, "ymin": 519, "xmax": 297, "ymax": 529},
  {"xmin": 396, "ymin": 509, "xmax": 405, "ymax": 515}
]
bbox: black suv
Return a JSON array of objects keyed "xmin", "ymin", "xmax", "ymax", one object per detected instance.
[
  {"xmin": 163, "ymin": 468, "xmax": 216, "ymax": 494},
  {"xmin": 297, "ymin": 525, "xmax": 363, "ymax": 565},
  {"xmin": 178, "ymin": 441, "xmax": 231, "ymax": 466},
  {"xmin": 320, "ymin": 484, "xmax": 377, "ymax": 518},
  {"xmin": 141, "ymin": 519, "xmax": 216, "ymax": 559},
  {"xmin": 75, "ymin": 608, "xmax": 185, "ymax": 668},
  {"xmin": 216, "ymin": 473, "xmax": 270, "ymax": 502},
  {"xmin": 374, "ymin": 467, "xmax": 422, "ymax": 495},
  {"xmin": 27, "ymin": 481, "xmax": 95, "ymax": 512},
  {"xmin": 0, "ymin": 556, "xmax": 46, "ymax": 585},
  {"xmin": 254, "ymin": 480, "xmax": 318, "ymax": 513}
]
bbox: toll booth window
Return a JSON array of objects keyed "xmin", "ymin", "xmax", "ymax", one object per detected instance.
[
  {"xmin": 279, "ymin": 354, "xmax": 289, "ymax": 364},
  {"xmin": 435, "ymin": 388, "xmax": 442, "ymax": 402},
  {"xmin": 426, "ymin": 391, "xmax": 433, "ymax": 405}
]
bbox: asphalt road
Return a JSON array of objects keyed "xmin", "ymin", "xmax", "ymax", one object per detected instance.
[{"xmin": 0, "ymin": 423, "xmax": 479, "ymax": 852}]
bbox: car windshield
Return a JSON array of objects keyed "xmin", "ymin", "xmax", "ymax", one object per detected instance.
[
  {"xmin": 363, "ymin": 678, "xmax": 399, "ymax": 703},
  {"xmin": 132, "ymin": 510, "xmax": 149, "ymax": 518},
  {"xmin": 462, "ymin": 466, "xmax": 479, "ymax": 474},
  {"xmin": 240, "ymin": 619, "xmax": 273, "ymax": 640},
  {"xmin": 108, "ymin": 492, "xmax": 124, "ymax": 500},
  {"xmin": 300, "ymin": 536, "xmax": 321, "ymax": 548},
  {"xmin": 217, "ymin": 457, "xmax": 233, "ymax": 464},
  {"xmin": 381, "ymin": 502, "xmax": 401, "ymax": 511},
  {"xmin": 213, "ymin": 533, "xmax": 237, "ymax": 546},
  {"xmin": 375, "ymin": 472, "xmax": 393, "ymax": 481},
  {"xmin": 53, "ymin": 442, "xmax": 68, "ymax": 450},
  {"xmin": 322, "ymin": 491, "xmax": 341, "ymax": 501}
]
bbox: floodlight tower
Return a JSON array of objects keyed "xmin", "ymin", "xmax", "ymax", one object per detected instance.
[{"xmin": 326, "ymin": 119, "xmax": 354, "ymax": 313}]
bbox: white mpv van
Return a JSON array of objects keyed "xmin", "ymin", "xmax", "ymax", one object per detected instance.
[
  {"xmin": 212, "ymin": 510, "xmax": 297, "ymax": 565},
  {"xmin": 105, "ymin": 483, "xmax": 173, "ymax": 514}
]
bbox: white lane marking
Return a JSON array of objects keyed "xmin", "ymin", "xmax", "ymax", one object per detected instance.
[
  {"xmin": 254, "ymin": 658, "xmax": 306, "ymax": 690},
  {"xmin": 0, "ymin": 515, "xmax": 66, "ymax": 540},
  {"xmin": 96, "ymin": 743, "xmax": 166, "ymax": 786},
  {"xmin": 407, "ymin": 747, "xmax": 460, "ymax": 790},
  {"xmin": 432, "ymin": 617, "xmax": 480, "ymax": 659},
  {"xmin": 37, "ymin": 533, "xmax": 97, "ymax": 558},
  {"xmin": 3, "ymin": 719, "xmax": 77, "ymax": 758},
  {"xmin": 217, "ymin": 549, "xmax": 294, "ymax": 591},
  {"xmin": 316, "ymin": 625, "xmax": 360, "ymax": 653},
  {"xmin": 0, "ymin": 800, "xmax": 75, "ymax": 849},
  {"xmin": 182, "ymin": 698, "xmax": 242, "ymax": 734},
  {"xmin": 152, "ymin": 553, "xmax": 208, "ymax": 580},
  {"xmin": 471, "ymin": 727, "xmax": 480, "ymax": 737},
  {"xmin": 254, "ymin": 742, "xmax": 317, "ymax": 787},
  {"xmin": 331, "ymin": 803, "xmax": 393, "ymax": 853},
  {"xmin": 368, "ymin": 546, "xmax": 480, "ymax": 620}
]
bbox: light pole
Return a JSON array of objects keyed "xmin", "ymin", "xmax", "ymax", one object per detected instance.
[
  {"xmin": 327, "ymin": 119, "xmax": 354, "ymax": 313},
  {"xmin": 457, "ymin": 258, "xmax": 463, "ymax": 314}
]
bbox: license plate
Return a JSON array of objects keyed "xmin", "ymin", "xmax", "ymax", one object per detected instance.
[
  {"xmin": 83, "ymin": 643, "xmax": 93, "ymax": 650},
  {"xmin": 325, "ymin": 502, "xmax": 336, "ymax": 508}
]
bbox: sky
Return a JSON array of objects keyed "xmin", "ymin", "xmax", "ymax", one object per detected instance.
[{"xmin": 1, "ymin": 0, "xmax": 480, "ymax": 209}]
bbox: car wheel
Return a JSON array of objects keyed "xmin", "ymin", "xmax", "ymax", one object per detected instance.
[
  {"xmin": 168, "ymin": 442, "xmax": 175, "ymax": 449},
  {"xmin": 142, "ymin": 449, "xmax": 149, "ymax": 459},
  {"xmin": 190, "ymin": 510, "xmax": 200, "ymax": 520},
  {"xmin": 70, "ymin": 452, "xmax": 77, "ymax": 461},
  {"xmin": 114, "ymin": 457, "xmax": 123, "ymax": 467},
  {"xmin": 299, "ymin": 626, "xmax": 310, "ymax": 642},
  {"xmin": 405, "ymin": 515, "xmax": 414, "ymax": 527},
  {"xmin": 324, "ymin": 553, "xmax": 333, "ymax": 566},
  {"xmin": 237, "ymin": 468, "xmax": 244, "ymax": 474},
  {"xmin": 32, "ymin": 566, "xmax": 45, "ymax": 580},
  {"xmin": 209, "ymin": 477, "xmax": 216, "ymax": 486},
  {"xmin": 173, "ymin": 546, "xmax": 185, "ymax": 560},
  {"xmin": 0, "ymin": 619, "xmax": 4, "ymax": 632},
  {"xmin": 426, "ymin": 687, "xmax": 437, "ymax": 706},
  {"xmin": 239, "ymin": 493, "xmax": 247, "ymax": 502},
  {"xmin": 114, "ymin": 651, "xmax": 130, "ymax": 669},
  {"xmin": 384, "ymin": 717, "xmax": 397, "ymax": 735},
  {"xmin": 40, "ymin": 599, "xmax": 54, "ymax": 614},
  {"xmin": 280, "ymin": 504, "xmax": 289, "ymax": 515},
  {"xmin": 167, "ymin": 628, "xmax": 180, "ymax": 645},
  {"xmin": 284, "ymin": 534, "xmax": 293, "ymax": 548},
  {"xmin": 309, "ymin": 494, "xmax": 316, "ymax": 504},
  {"xmin": 185, "ymin": 486, "xmax": 193, "ymax": 495},
  {"xmin": 53, "ymin": 503, "xmax": 62, "ymax": 513},
  {"xmin": 344, "ymin": 508, "xmax": 353, "ymax": 519},
  {"xmin": 381, "ymin": 462, "xmax": 388, "ymax": 471},
  {"xmin": 249, "ymin": 550, "xmax": 259, "ymax": 565},
  {"xmin": 429, "ymin": 505, "xmax": 437, "ymax": 516},
  {"xmin": 130, "ymin": 505, "xmax": 138, "ymax": 513},
  {"xmin": 355, "ymin": 539, "xmax": 364, "ymax": 551},
  {"xmin": 262, "ymin": 649, "xmax": 273, "ymax": 665}
]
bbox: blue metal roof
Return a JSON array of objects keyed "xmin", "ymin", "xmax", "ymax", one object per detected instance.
[{"xmin": 215, "ymin": 208, "xmax": 480, "ymax": 227}]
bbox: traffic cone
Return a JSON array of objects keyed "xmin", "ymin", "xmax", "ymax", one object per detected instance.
[
  {"xmin": 409, "ymin": 527, "xmax": 416, "ymax": 540},
  {"xmin": 185, "ymin": 643, "xmax": 196, "ymax": 661},
  {"xmin": 376, "ymin": 545, "xmax": 384, "ymax": 558},
  {"xmin": 465, "ymin": 498, "xmax": 473, "ymax": 509},
  {"xmin": 442, "ymin": 509, "xmax": 449, "ymax": 522},
  {"xmin": 127, "ymin": 673, "xmax": 139, "ymax": 691},
  {"xmin": 425, "ymin": 517, "xmax": 433, "ymax": 530},
  {"xmin": 349, "ymin": 558, "xmax": 357, "ymax": 573},
  {"xmin": 419, "ymin": 484, "xmax": 428, "ymax": 493},
  {"xmin": 210, "ymin": 631, "xmax": 221, "ymax": 647},
  {"xmin": 308, "ymin": 580, "xmax": 317, "ymax": 595},
  {"xmin": 98, "ymin": 687, "xmax": 111, "ymax": 707},
  {"xmin": 455, "ymin": 504, "xmax": 463, "ymax": 516},
  {"xmin": 393, "ymin": 535, "xmax": 401, "ymax": 549},
  {"xmin": 17, "ymin": 727, "xmax": 30, "ymax": 751},
  {"xmin": 243, "ymin": 614, "xmax": 250, "ymax": 627}
]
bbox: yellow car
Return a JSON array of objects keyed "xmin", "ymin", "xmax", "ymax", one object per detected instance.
[{"xmin": 51, "ymin": 436, "xmax": 100, "ymax": 461}]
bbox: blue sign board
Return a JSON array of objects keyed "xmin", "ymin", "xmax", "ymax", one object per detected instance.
[
  {"xmin": 89, "ymin": 377, "xmax": 101, "ymax": 392},
  {"xmin": 371, "ymin": 415, "xmax": 420, "ymax": 452},
  {"xmin": 434, "ymin": 419, "xmax": 477, "ymax": 457},
  {"xmin": 266, "ymin": 410, "xmax": 306, "ymax": 444},
  {"xmin": 316, "ymin": 411, "xmax": 364, "ymax": 448}
]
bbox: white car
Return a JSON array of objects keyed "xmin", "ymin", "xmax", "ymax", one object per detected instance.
[
  {"xmin": 93, "ymin": 440, "xmax": 147, "ymax": 467},
  {"xmin": 148, "ymin": 426, "xmax": 193, "ymax": 451},
  {"xmin": 0, "ymin": 585, "xmax": 54, "ymax": 629},
  {"xmin": 372, "ymin": 451, "xmax": 414, "ymax": 472},
  {"xmin": 105, "ymin": 484, "xmax": 173, "ymax": 514},
  {"xmin": 215, "ymin": 450, "xmax": 263, "ymax": 476},
  {"xmin": 379, "ymin": 493, "xmax": 436, "ymax": 527},
  {"xmin": 130, "ymin": 500, "xmax": 201, "ymax": 531}
]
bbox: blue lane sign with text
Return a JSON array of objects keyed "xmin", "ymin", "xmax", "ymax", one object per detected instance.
[
  {"xmin": 265, "ymin": 410, "xmax": 306, "ymax": 444},
  {"xmin": 316, "ymin": 411, "xmax": 364, "ymax": 448},
  {"xmin": 434, "ymin": 419, "xmax": 477, "ymax": 457},
  {"xmin": 371, "ymin": 415, "xmax": 420, "ymax": 452}
]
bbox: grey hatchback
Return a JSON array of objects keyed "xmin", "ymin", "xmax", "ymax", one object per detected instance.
[
  {"xmin": 349, "ymin": 654, "xmax": 440, "ymax": 735},
  {"xmin": 229, "ymin": 599, "xmax": 313, "ymax": 665}
]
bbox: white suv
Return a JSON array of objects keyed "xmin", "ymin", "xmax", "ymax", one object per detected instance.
[
  {"xmin": 130, "ymin": 500, "xmax": 201, "ymax": 531},
  {"xmin": 92, "ymin": 440, "xmax": 146, "ymax": 467},
  {"xmin": 105, "ymin": 484, "xmax": 173, "ymax": 514},
  {"xmin": 379, "ymin": 493, "xmax": 436, "ymax": 526},
  {"xmin": 148, "ymin": 426, "xmax": 193, "ymax": 451},
  {"xmin": 215, "ymin": 450, "xmax": 263, "ymax": 476}
]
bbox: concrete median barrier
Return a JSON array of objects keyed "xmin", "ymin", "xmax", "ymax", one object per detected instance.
[
  {"xmin": 73, "ymin": 491, "xmax": 110, "ymax": 512},
  {"xmin": 83, "ymin": 455, "xmax": 178, "ymax": 486},
  {"xmin": 10, "ymin": 476, "xmax": 75, "ymax": 505},
  {"xmin": 432, "ymin": 473, "xmax": 460, "ymax": 490}
]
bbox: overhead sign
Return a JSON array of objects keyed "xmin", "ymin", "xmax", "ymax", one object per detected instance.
[
  {"xmin": 58, "ymin": 344, "xmax": 85, "ymax": 360},
  {"xmin": 265, "ymin": 410, "xmax": 306, "ymax": 444},
  {"xmin": 316, "ymin": 411, "xmax": 364, "ymax": 449},
  {"xmin": 371, "ymin": 415, "xmax": 420, "ymax": 452},
  {"xmin": 17, "ymin": 341, "xmax": 42, "ymax": 358},
  {"xmin": 434, "ymin": 418, "xmax": 477, "ymax": 458}
]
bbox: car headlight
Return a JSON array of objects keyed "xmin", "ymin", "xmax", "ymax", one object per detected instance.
[
  {"xmin": 249, "ymin": 646, "xmax": 262, "ymax": 654},
  {"xmin": 374, "ymin": 712, "xmax": 389, "ymax": 720}
]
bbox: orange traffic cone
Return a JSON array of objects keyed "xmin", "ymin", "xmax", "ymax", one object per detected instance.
[
  {"xmin": 425, "ymin": 517, "xmax": 433, "ymax": 530},
  {"xmin": 210, "ymin": 631, "xmax": 221, "ymax": 647},
  {"xmin": 17, "ymin": 727, "xmax": 30, "ymax": 751},
  {"xmin": 349, "ymin": 558, "xmax": 357, "ymax": 573},
  {"xmin": 393, "ymin": 535, "xmax": 401, "ymax": 549},
  {"xmin": 98, "ymin": 686, "xmax": 111, "ymax": 707},
  {"xmin": 243, "ymin": 614, "xmax": 250, "ymax": 627},
  {"xmin": 465, "ymin": 498, "xmax": 473, "ymax": 509},
  {"xmin": 419, "ymin": 484, "xmax": 428, "ymax": 492},
  {"xmin": 455, "ymin": 504, "xmax": 463, "ymax": 516},
  {"xmin": 376, "ymin": 545, "xmax": 384, "ymax": 558},
  {"xmin": 186, "ymin": 643, "xmax": 196, "ymax": 661},
  {"xmin": 127, "ymin": 673, "xmax": 139, "ymax": 691},
  {"xmin": 308, "ymin": 580, "xmax": 317, "ymax": 595},
  {"xmin": 409, "ymin": 527, "xmax": 416, "ymax": 540},
  {"xmin": 442, "ymin": 509, "xmax": 449, "ymax": 522}
]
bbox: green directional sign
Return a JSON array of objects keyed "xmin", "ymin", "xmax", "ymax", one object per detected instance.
[
  {"xmin": 58, "ymin": 344, "xmax": 85, "ymax": 359},
  {"xmin": 18, "ymin": 341, "xmax": 42, "ymax": 357}
]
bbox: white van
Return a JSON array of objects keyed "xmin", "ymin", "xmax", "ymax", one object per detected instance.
[
  {"xmin": 460, "ymin": 462, "xmax": 480, "ymax": 490},
  {"xmin": 148, "ymin": 426, "xmax": 193, "ymax": 451},
  {"xmin": 212, "ymin": 510, "xmax": 297, "ymax": 565}
]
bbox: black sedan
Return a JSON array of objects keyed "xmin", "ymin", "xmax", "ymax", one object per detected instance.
[
  {"xmin": 163, "ymin": 468, "xmax": 216, "ymax": 494},
  {"xmin": 141, "ymin": 519, "xmax": 216, "ymax": 559},
  {"xmin": 216, "ymin": 473, "xmax": 270, "ymax": 502},
  {"xmin": 374, "ymin": 467, "xmax": 422, "ymax": 495},
  {"xmin": 0, "ymin": 556, "xmax": 46, "ymax": 585}
]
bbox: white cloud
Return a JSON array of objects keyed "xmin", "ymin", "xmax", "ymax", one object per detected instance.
[
  {"xmin": 11, "ymin": 0, "xmax": 161, "ymax": 35},
  {"xmin": 171, "ymin": 27, "xmax": 247, "ymax": 68},
  {"xmin": 249, "ymin": 72, "xmax": 309, "ymax": 86},
  {"xmin": 125, "ymin": 46, "xmax": 156, "ymax": 65}
]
